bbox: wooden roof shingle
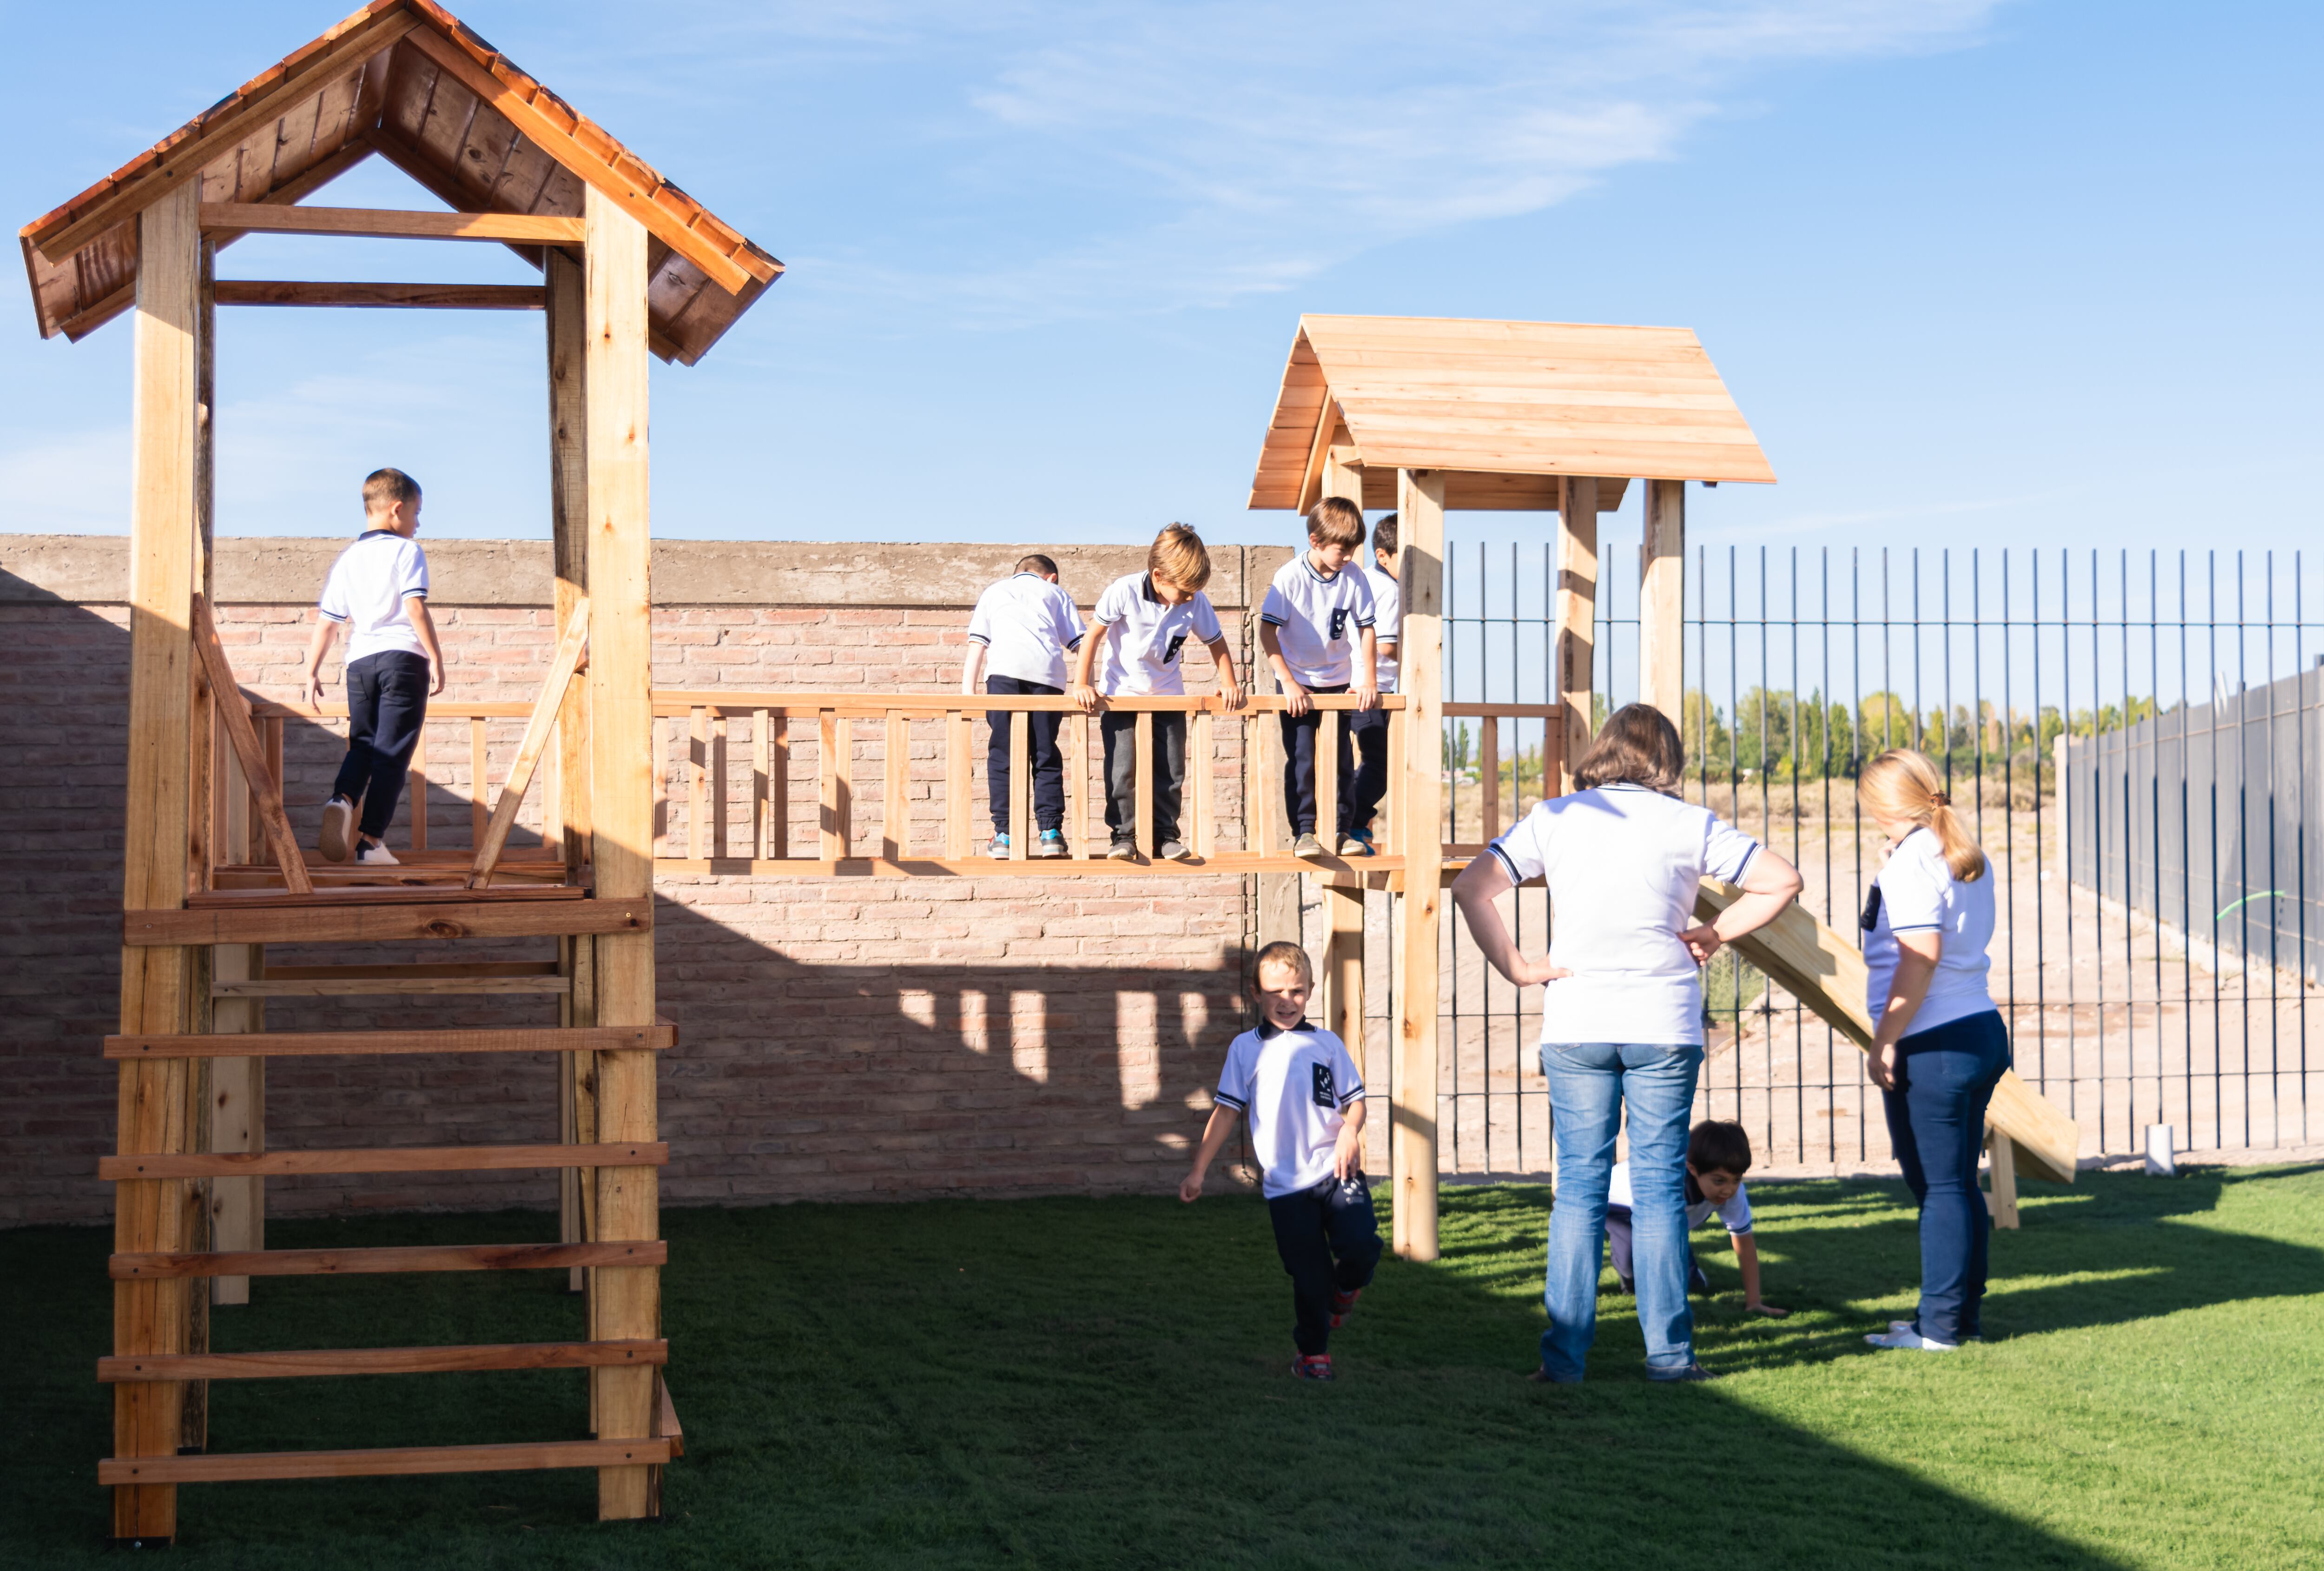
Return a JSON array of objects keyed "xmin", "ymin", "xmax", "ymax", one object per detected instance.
[
  {"xmin": 18, "ymin": 0, "xmax": 781, "ymax": 365},
  {"xmin": 1249, "ymin": 315, "xmax": 1773, "ymax": 511}
]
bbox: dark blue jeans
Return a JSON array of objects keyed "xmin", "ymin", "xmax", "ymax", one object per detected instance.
[
  {"xmin": 985, "ymin": 675, "xmax": 1064, "ymax": 835},
  {"xmin": 1279, "ymin": 683, "xmax": 1355, "ymax": 837},
  {"xmin": 1349, "ymin": 705, "xmax": 1390, "ymax": 834},
  {"xmin": 1266, "ymin": 1171, "xmax": 1383, "ymax": 1356},
  {"xmin": 1881, "ymin": 1010, "xmax": 2012, "ymax": 1345},
  {"xmin": 332, "ymin": 651, "xmax": 430, "ymax": 840}
]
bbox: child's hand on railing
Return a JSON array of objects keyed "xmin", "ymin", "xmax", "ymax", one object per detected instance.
[
  {"xmin": 1353, "ymin": 681, "xmax": 1379, "ymax": 711},
  {"xmin": 1282, "ymin": 682, "xmax": 1313, "ymax": 717},
  {"xmin": 1070, "ymin": 682, "xmax": 1102, "ymax": 715},
  {"xmin": 1218, "ymin": 677, "xmax": 1246, "ymax": 713}
]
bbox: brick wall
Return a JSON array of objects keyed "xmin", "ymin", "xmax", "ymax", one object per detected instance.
[{"xmin": 0, "ymin": 537, "xmax": 1296, "ymax": 1226}]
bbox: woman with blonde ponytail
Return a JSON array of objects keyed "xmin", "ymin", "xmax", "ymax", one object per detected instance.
[{"xmin": 1856, "ymin": 748, "xmax": 2007, "ymax": 1353}]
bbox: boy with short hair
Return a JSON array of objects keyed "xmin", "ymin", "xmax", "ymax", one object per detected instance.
[
  {"xmin": 1603, "ymin": 1120, "xmax": 1788, "ymax": 1318},
  {"xmin": 303, "ymin": 468, "xmax": 446, "ymax": 865},
  {"xmin": 963, "ymin": 554, "xmax": 1084, "ymax": 858},
  {"xmin": 1070, "ymin": 524, "xmax": 1244, "ymax": 862},
  {"xmin": 1259, "ymin": 496, "xmax": 1378, "ymax": 858},
  {"xmin": 1346, "ymin": 512, "xmax": 1401, "ymax": 853},
  {"xmin": 1182, "ymin": 941, "xmax": 1381, "ymax": 1380}
]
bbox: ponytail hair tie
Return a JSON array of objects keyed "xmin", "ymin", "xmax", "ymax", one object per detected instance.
[{"xmin": 1932, "ymin": 792, "xmax": 1951, "ymax": 808}]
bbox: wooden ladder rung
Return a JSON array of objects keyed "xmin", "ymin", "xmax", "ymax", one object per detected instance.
[
  {"xmin": 98, "ymin": 1339, "xmax": 667, "ymax": 1383},
  {"xmin": 109, "ymin": 1240, "xmax": 665, "ymax": 1280},
  {"xmin": 105, "ymin": 1021, "xmax": 678, "ymax": 1059},
  {"xmin": 100, "ymin": 1142, "xmax": 666, "ymax": 1181},
  {"xmin": 99, "ymin": 1437, "xmax": 673, "ymax": 1486},
  {"xmin": 211, "ymin": 961, "xmax": 570, "ymax": 998}
]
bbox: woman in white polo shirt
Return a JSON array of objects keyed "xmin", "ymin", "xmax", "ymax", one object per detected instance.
[
  {"xmin": 1855, "ymin": 749, "xmax": 2011, "ymax": 1353},
  {"xmin": 1452, "ymin": 704, "xmax": 1802, "ymax": 1383}
]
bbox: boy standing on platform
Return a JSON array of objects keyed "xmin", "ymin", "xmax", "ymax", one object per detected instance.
[
  {"xmin": 1070, "ymin": 524, "xmax": 1243, "ymax": 862},
  {"xmin": 1346, "ymin": 512, "xmax": 1401, "ymax": 854},
  {"xmin": 1181, "ymin": 941, "xmax": 1381, "ymax": 1381},
  {"xmin": 304, "ymin": 468, "xmax": 445, "ymax": 866},
  {"xmin": 962, "ymin": 554, "xmax": 1084, "ymax": 858},
  {"xmin": 1259, "ymin": 496, "xmax": 1378, "ymax": 857}
]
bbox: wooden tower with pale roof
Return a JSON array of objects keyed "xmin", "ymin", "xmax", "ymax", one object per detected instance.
[{"xmin": 20, "ymin": 1, "xmax": 779, "ymax": 1541}]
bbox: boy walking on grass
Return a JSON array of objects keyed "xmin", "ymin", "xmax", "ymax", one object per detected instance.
[
  {"xmin": 1346, "ymin": 512, "xmax": 1401, "ymax": 853},
  {"xmin": 1070, "ymin": 524, "xmax": 1243, "ymax": 862},
  {"xmin": 303, "ymin": 468, "xmax": 445, "ymax": 866},
  {"xmin": 963, "ymin": 554, "xmax": 1084, "ymax": 858},
  {"xmin": 1259, "ymin": 496, "xmax": 1378, "ymax": 858},
  {"xmin": 1604, "ymin": 1120, "xmax": 1788, "ymax": 1318},
  {"xmin": 1182, "ymin": 941, "xmax": 1381, "ymax": 1380}
]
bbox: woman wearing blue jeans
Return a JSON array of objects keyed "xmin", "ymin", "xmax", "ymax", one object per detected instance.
[
  {"xmin": 1856, "ymin": 749, "xmax": 2012, "ymax": 1352},
  {"xmin": 1452, "ymin": 705, "xmax": 1802, "ymax": 1383}
]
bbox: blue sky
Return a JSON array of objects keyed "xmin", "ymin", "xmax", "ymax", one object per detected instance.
[{"xmin": 4, "ymin": 0, "xmax": 2317, "ymax": 568}]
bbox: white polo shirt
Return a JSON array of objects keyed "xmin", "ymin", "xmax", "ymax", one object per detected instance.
[
  {"xmin": 1608, "ymin": 1160, "xmax": 1753, "ymax": 1234},
  {"xmin": 1213, "ymin": 1021, "xmax": 1366, "ymax": 1199},
  {"xmin": 1361, "ymin": 563, "xmax": 1403, "ymax": 693},
  {"xmin": 1260, "ymin": 555, "xmax": 1374, "ymax": 688},
  {"xmin": 317, "ymin": 530, "xmax": 430, "ymax": 666},
  {"xmin": 1864, "ymin": 826, "xmax": 1998, "ymax": 1035},
  {"xmin": 1486, "ymin": 783, "xmax": 1762, "ymax": 1046},
  {"xmin": 966, "ymin": 573, "xmax": 1084, "ymax": 689},
  {"xmin": 1090, "ymin": 572, "xmax": 1223, "ymax": 696}
]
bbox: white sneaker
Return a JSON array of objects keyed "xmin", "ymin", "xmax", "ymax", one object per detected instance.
[
  {"xmin": 319, "ymin": 797, "xmax": 355, "ymax": 862},
  {"xmin": 1864, "ymin": 1326, "xmax": 1958, "ymax": 1351},
  {"xmin": 356, "ymin": 842, "xmax": 400, "ymax": 866}
]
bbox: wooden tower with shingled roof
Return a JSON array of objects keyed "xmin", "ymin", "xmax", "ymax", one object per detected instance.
[{"xmin": 18, "ymin": 1, "xmax": 778, "ymax": 1543}]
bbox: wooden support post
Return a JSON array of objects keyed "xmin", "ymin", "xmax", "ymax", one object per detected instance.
[
  {"xmin": 207, "ymin": 943, "xmax": 262, "ymax": 1308},
  {"xmin": 1190, "ymin": 708, "xmax": 1214, "ymax": 859},
  {"xmin": 1325, "ymin": 884, "xmax": 1365, "ymax": 1054},
  {"xmin": 547, "ymin": 247, "xmax": 592, "ymax": 883},
  {"xmin": 1314, "ymin": 709, "xmax": 1340, "ymax": 853},
  {"xmin": 944, "ymin": 711, "xmax": 969, "ymax": 858},
  {"xmin": 820, "ymin": 712, "xmax": 847, "ymax": 859},
  {"xmin": 470, "ymin": 718, "xmax": 489, "ymax": 848},
  {"xmin": 883, "ymin": 710, "xmax": 908, "ymax": 860},
  {"xmin": 1064, "ymin": 711, "xmax": 1089, "ymax": 860},
  {"xmin": 1640, "ymin": 479, "xmax": 1685, "ymax": 728},
  {"xmin": 470, "ymin": 602, "xmax": 592, "ymax": 885},
  {"xmin": 1009, "ymin": 705, "xmax": 1030, "ymax": 862},
  {"xmin": 408, "ymin": 723, "xmax": 429, "ymax": 851},
  {"xmin": 1133, "ymin": 711, "xmax": 1154, "ymax": 858},
  {"xmin": 1393, "ymin": 469, "xmax": 1446, "ymax": 1262},
  {"xmin": 1556, "ymin": 477, "xmax": 1599, "ymax": 792},
  {"xmin": 1478, "ymin": 714, "xmax": 1500, "ymax": 844},
  {"xmin": 753, "ymin": 711, "xmax": 775, "ymax": 858},
  {"xmin": 710, "ymin": 712, "xmax": 728, "ymax": 860},
  {"xmin": 115, "ymin": 176, "xmax": 202, "ymax": 1546},
  {"xmin": 1988, "ymin": 1131, "xmax": 2021, "ymax": 1230},
  {"xmin": 582, "ymin": 187, "xmax": 659, "ymax": 1521}
]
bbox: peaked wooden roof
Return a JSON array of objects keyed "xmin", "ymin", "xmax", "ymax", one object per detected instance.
[
  {"xmin": 18, "ymin": 0, "xmax": 781, "ymax": 365},
  {"xmin": 1249, "ymin": 315, "xmax": 1774, "ymax": 511}
]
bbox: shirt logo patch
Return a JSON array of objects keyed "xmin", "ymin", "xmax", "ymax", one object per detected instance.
[
  {"xmin": 1164, "ymin": 631, "xmax": 1188, "ymax": 664},
  {"xmin": 1328, "ymin": 607, "xmax": 1350, "ymax": 641},
  {"xmin": 1311, "ymin": 1062, "xmax": 1336, "ymax": 1107}
]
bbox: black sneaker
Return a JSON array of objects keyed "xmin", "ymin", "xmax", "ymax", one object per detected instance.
[{"xmin": 1105, "ymin": 839, "xmax": 1137, "ymax": 861}]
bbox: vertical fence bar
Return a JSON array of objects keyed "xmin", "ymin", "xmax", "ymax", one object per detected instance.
[
  {"xmin": 687, "ymin": 707, "xmax": 707, "ymax": 862},
  {"xmin": 407, "ymin": 721, "xmax": 428, "ymax": 852},
  {"xmin": 1132, "ymin": 710, "xmax": 1154, "ymax": 859},
  {"xmin": 819, "ymin": 709, "xmax": 845, "ymax": 860},
  {"xmin": 753, "ymin": 709, "xmax": 772, "ymax": 859},
  {"xmin": 470, "ymin": 716, "xmax": 489, "ymax": 849},
  {"xmin": 1191, "ymin": 707, "xmax": 1214, "ymax": 859},
  {"xmin": 884, "ymin": 710, "xmax": 908, "ymax": 861},
  {"xmin": 945, "ymin": 710, "xmax": 970, "ymax": 858}
]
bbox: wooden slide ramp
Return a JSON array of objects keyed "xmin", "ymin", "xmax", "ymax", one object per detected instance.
[{"xmin": 1696, "ymin": 881, "xmax": 2080, "ymax": 1184}]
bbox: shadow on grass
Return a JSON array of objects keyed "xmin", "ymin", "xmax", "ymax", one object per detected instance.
[{"xmin": 0, "ymin": 1181, "xmax": 2219, "ymax": 1570}]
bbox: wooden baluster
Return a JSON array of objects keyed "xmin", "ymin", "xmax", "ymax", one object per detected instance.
[
  {"xmin": 1008, "ymin": 701, "xmax": 1030, "ymax": 862},
  {"xmin": 1479, "ymin": 713, "xmax": 1501, "ymax": 845},
  {"xmin": 687, "ymin": 707, "xmax": 707, "ymax": 861},
  {"xmin": 1314, "ymin": 707, "xmax": 1340, "ymax": 855},
  {"xmin": 1248, "ymin": 711, "xmax": 1275, "ymax": 855},
  {"xmin": 819, "ymin": 709, "xmax": 846, "ymax": 860},
  {"xmin": 1190, "ymin": 706, "xmax": 1214, "ymax": 860},
  {"xmin": 768, "ymin": 712, "xmax": 789, "ymax": 860},
  {"xmin": 407, "ymin": 720, "xmax": 428, "ymax": 852},
  {"xmin": 753, "ymin": 709, "xmax": 771, "ymax": 859},
  {"xmin": 1384, "ymin": 703, "xmax": 1404, "ymax": 857},
  {"xmin": 469, "ymin": 716, "xmax": 489, "ymax": 848},
  {"xmin": 651, "ymin": 716, "xmax": 668, "ymax": 858},
  {"xmin": 1133, "ymin": 710, "xmax": 1154, "ymax": 858},
  {"xmin": 711, "ymin": 710, "xmax": 729, "ymax": 860},
  {"xmin": 884, "ymin": 709, "xmax": 908, "ymax": 862},
  {"xmin": 1071, "ymin": 712, "xmax": 1093, "ymax": 861},
  {"xmin": 266, "ymin": 716, "xmax": 285, "ymax": 836},
  {"xmin": 945, "ymin": 710, "xmax": 970, "ymax": 859}
]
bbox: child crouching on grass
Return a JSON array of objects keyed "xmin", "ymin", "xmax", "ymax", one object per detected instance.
[
  {"xmin": 1604, "ymin": 1119, "xmax": 1788, "ymax": 1318},
  {"xmin": 1181, "ymin": 941, "xmax": 1382, "ymax": 1380}
]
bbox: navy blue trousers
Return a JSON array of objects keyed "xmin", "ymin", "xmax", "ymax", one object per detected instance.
[
  {"xmin": 1881, "ymin": 1009, "xmax": 2012, "ymax": 1344},
  {"xmin": 1267, "ymin": 1171, "xmax": 1383, "ymax": 1355},
  {"xmin": 985, "ymin": 675, "xmax": 1065, "ymax": 835},
  {"xmin": 1278, "ymin": 683, "xmax": 1356, "ymax": 837},
  {"xmin": 332, "ymin": 651, "xmax": 430, "ymax": 840}
]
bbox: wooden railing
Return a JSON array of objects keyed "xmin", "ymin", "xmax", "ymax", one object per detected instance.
[{"xmin": 205, "ymin": 688, "xmax": 1568, "ymax": 887}]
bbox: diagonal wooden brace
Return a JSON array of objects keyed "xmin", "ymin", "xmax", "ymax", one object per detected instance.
[
  {"xmin": 1695, "ymin": 879, "xmax": 2080, "ymax": 1184},
  {"xmin": 191, "ymin": 595, "xmax": 312, "ymax": 895},
  {"xmin": 469, "ymin": 600, "xmax": 591, "ymax": 888}
]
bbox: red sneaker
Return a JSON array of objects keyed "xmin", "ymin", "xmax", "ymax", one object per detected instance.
[
  {"xmin": 1329, "ymin": 1287, "xmax": 1363, "ymax": 1328},
  {"xmin": 1292, "ymin": 1353, "xmax": 1335, "ymax": 1381}
]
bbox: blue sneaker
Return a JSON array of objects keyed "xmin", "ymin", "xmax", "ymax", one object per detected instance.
[
  {"xmin": 1034, "ymin": 829, "xmax": 1068, "ymax": 859},
  {"xmin": 1337, "ymin": 830, "xmax": 1374, "ymax": 856},
  {"xmin": 988, "ymin": 832, "xmax": 1011, "ymax": 858}
]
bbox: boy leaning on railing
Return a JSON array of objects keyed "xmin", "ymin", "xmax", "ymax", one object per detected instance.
[{"xmin": 1069, "ymin": 524, "xmax": 1245, "ymax": 862}]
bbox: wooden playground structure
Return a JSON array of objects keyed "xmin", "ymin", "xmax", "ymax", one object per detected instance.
[{"xmin": 20, "ymin": 3, "xmax": 2080, "ymax": 1548}]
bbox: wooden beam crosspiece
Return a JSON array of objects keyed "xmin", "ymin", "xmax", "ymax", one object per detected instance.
[
  {"xmin": 469, "ymin": 600, "xmax": 591, "ymax": 887},
  {"xmin": 191, "ymin": 595, "xmax": 312, "ymax": 896}
]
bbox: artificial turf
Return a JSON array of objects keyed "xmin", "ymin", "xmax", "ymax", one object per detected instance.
[{"xmin": 2, "ymin": 1165, "xmax": 2317, "ymax": 1569}]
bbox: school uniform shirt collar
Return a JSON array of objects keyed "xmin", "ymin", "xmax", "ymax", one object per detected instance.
[
  {"xmin": 1254, "ymin": 1019, "xmax": 1307, "ymax": 1040},
  {"xmin": 1142, "ymin": 573, "xmax": 1161, "ymax": 604},
  {"xmin": 1300, "ymin": 555, "xmax": 1341, "ymax": 584},
  {"xmin": 357, "ymin": 529, "xmax": 400, "ymax": 542}
]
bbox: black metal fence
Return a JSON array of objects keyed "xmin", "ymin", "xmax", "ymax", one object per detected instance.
[{"xmin": 1360, "ymin": 534, "xmax": 2323, "ymax": 1174}]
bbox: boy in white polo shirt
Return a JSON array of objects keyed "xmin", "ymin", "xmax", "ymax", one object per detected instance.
[
  {"xmin": 1069, "ymin": 525, "xmax": 1244, "ymax": 862},
  {"xmin": 1604, "ymin": 1120, "xmax": 1787, "ymax": 1317},
  {"xmin": 963, "ymin": 554, "xmax": 1085, "ymax": 858},
  {"xmin": 1181, "ymin": 941, "xmax": 1380, "ymax": 1381},
  {"xmin": 1259, "ymin": 496, "xmax": 1378, "ymax": 858},
  {"xmin": 302, "ymin": 468, "xmax": 446, "ymax": 865},
  {"xmin": 1347, "ymin": 512, "xmax": 1402, "ymax": 853}
]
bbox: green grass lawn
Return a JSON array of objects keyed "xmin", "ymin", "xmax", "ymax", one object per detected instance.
[{"xmin": 3, "ymin": 1166, "xmax": 2319, "ymax": 1569}]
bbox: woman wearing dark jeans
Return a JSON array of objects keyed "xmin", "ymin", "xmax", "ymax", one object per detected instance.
[{"xmin": 1857, "ymin": 748, "xmax": 2012, "ymax": 1352}]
